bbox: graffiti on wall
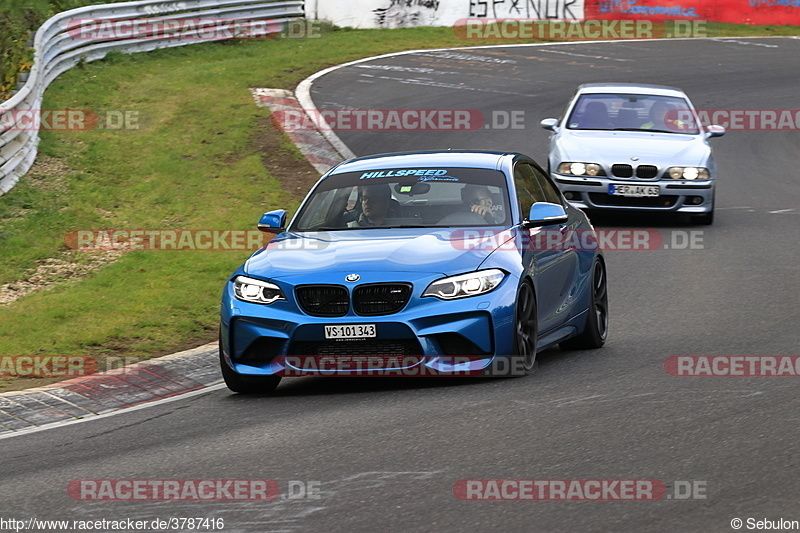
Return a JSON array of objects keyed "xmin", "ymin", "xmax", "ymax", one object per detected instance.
[
  {"xmin": 468, "ymin": 0, "xmax": 583, "ymax": 19},
  {"xmin": 748, "ymin": 0, "xmax": 800, "ymax": 6},
  {"xmin": 596, "ymin": 0, "xmax": 699, "ymax": 17},
  {"xmin": 585, "ymin": 0, "xmax": 800, "ymax": 25},
  {"xmin": 324, "ymin": 0, "xmax": 800, "ymax": 29},
  {"xmin": 374, "ymin": 0, "xmax": 441, "ymax": 27}
]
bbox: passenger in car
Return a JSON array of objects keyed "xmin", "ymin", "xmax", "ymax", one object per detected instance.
[{"xmin": 641, "ymin": 101, "xmax": 671, "ymax": 130}]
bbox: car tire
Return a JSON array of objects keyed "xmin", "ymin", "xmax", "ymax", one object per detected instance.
[
  {"xmin": 219, "ymin": 342, "xmax": 281, "ymax": 394},
  {"xmin": 560, "ymin": 259, "xmax": 608, "ymax": 350},
  {"xmin": 508, "ymin": 280, "xmax": 538, "ymax": 376}
]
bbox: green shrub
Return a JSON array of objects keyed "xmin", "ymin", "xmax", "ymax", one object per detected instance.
[{"xmin": 0, "ymin": 0, "xmax": 128, "ymax": 100}]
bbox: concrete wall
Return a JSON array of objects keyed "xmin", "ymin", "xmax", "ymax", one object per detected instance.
[
  {"xmin": 307, "ymin": 0, "xmax": 586, "ymax": 29},
  {"xmin": 308, "ymin": 0, "xmax": 800, "ymax": 28}
]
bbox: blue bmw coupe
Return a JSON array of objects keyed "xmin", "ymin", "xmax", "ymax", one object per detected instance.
[{"xmin": 220, "ymin": 150, "xmax": 608, "ymax": 393}]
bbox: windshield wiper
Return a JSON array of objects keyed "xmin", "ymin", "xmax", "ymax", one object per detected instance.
[
  {"xmin": 612, "ymin": 127, "xmax": 693, "ymax": 134},
  {"xmin": 647, "ymin": 128, "xmax": 695, "ymax": 134}
]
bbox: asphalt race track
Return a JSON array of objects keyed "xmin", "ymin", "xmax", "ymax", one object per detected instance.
[{"xmin": 2, "ymin": 38, "xmax": 800, "ymax": 532}]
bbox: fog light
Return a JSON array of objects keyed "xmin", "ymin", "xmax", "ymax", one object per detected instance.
[
  {"xmin": 690, "ymin": 196, "xmax": 703, "ymax": 205},
  {"xmin": 564, "ymin": 192, "xmax": 576, "ymax": 200}
]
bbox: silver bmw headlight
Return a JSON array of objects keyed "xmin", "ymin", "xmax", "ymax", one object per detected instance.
[
  {"xmin": 233, "ymin": 276, "xmax": 285, "ymax": 304},
  {"xmin": 666, "ymin": 166, "xmax": 709, "ymax": 180},
  {"xmin": 422, "ymin": 269, "xmax": 505, "ymax": 300},
  {"xmin": 557, "ymin": 162, "xmax": 605, "ymax": 176}
]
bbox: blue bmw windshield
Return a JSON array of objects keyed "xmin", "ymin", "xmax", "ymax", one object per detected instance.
[{"xmin": 292, "ymin": 167, "xmax": 510, "ymax": 231}]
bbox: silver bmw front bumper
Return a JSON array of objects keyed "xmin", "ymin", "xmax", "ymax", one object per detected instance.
[{"xmin": 552, "ymin": 175, "xmax": 714, "ymax": 214}]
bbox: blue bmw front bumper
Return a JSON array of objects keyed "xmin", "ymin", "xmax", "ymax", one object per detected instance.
[{"xmin": 220, "ymin": 269, "xmax": 520, "ymax": 377}]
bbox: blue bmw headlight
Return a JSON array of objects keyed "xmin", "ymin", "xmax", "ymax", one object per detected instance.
[
  {"xmin": 422, "ymin": 269, "xmax": 505, "ymax": 300},
  {"xmin": 233, "ymin": 276, "xmax": 285, "ymax": 304}
]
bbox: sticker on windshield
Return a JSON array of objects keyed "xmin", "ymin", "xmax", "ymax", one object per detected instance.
[
  {"xmin": 359, "ymin": 169, "xmax": 448, "ymax": 179},
  {"xmin": 418, "ymin": 175, "xmax": 459, "ymax": 182}
]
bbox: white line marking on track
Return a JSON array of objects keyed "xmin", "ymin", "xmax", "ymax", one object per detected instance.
[
  {"xmin": 354, "ymin": 64, "xmax": 458, "ymax": 75},
  {"xmin": 538, "ymin": 49, "xmax": 633, "ymax": 62},
  {"xmin": 713, "ymin": 39, "xmax": 779, "ymax": 48},
  {"xmin": 0, "ymin": 382, "xmax": 227, "ymax": 440},
  {"xmin": 358, "ymin": 73, "xmax": 536, "ymax": 96}
]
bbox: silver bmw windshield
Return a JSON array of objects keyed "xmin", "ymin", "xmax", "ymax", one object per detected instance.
[{"xmin": 566, "ymin": 94, "xmax": 700, "ymax": 134}]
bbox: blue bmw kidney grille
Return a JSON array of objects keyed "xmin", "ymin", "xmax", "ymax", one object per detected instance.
[
  {"xmin": 294, "ymin": 283, "xmax": 412, "ymax": 317},
  {"xmin": 353, "ymin": 284, "xmax": 412, "ymax": 316},
  {"xmin": 295, "ymin": 285, "xmax": 349, "ymax": 317}
]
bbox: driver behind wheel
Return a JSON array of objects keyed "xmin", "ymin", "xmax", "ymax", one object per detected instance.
[
  {"xmin": 349, "ymin": 184, "xmax": 393, "ymax": 227},
  {"xmin": 461, "ymin": 184, "xmax": 498, "ymax": 224}
]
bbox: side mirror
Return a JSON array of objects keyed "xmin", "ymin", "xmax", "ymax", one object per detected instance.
[
  {"xmin": 257, "ymin": 209, "xmax": 287, "ymax": 234},
  {"xmin": 540, "ymin": 118, "xmax": 559, "ymax": 131},
  {"xmin": 525, "ymin": 202, "xmax": 568, "ymax": 228},
  {"xmin": 706, "ymin": 124, "xmax": 725, "ymax": 138}
]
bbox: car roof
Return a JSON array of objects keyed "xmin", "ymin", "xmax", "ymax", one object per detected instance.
[
  {"xmin": 328, "ymin": 150, "xmax": 518, "ymax": 174},
  {"xmin": 576, "ymin": 83, "xmax": 687, "ymax": 98}
]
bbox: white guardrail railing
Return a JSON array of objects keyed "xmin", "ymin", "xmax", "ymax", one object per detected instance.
[{"xmin": 0, "ymin": 0, "xmax": 304, "ymax": 195}]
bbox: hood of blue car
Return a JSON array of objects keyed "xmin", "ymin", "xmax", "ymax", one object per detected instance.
[
  {"xmin": 245, "ymin": 228, "xmax": 513, "ymax": 279},
  {"xmin": 558, "ymin": 130, "xmax": 711, "ymax": 165}
]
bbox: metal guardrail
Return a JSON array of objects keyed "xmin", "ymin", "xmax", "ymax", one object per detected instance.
[{"xmin": 0, "ymin": 0, "xmax": 304, "ymax": 196}]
